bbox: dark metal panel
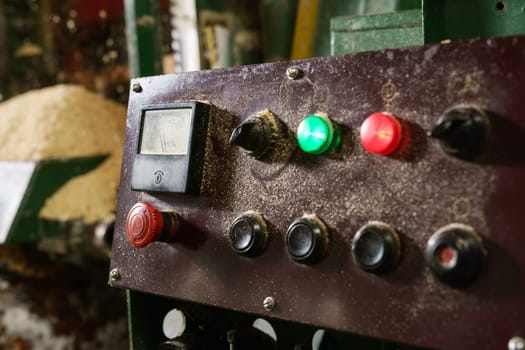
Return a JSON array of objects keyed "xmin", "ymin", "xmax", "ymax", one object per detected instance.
[{"xmin": 111, "ymin": 35, "xmax": 525, "ymax": 350}]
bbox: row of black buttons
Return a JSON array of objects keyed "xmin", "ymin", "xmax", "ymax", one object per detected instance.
[{"xmin": 229, "ymin": 212, "xmax": 485, "ymax": 287}]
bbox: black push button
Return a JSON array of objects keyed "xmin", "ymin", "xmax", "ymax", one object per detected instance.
[
  {"xmin": 425, "ymin": 223, "xmax": 485, "ymax": 287},
  {"xmin": 352, "ymin": 221, "xmax": 400, "ymax": 273},
  {"xmin": 286, "ymin": 214, "xmax": 328, "ymax": 264},
  {"xmin": 430, "ymin": 106, "xmax": 488, "ymax": 160},
  {"xmin": 229, "ymin": 212, "xmax": 268, "ymax": 256}
]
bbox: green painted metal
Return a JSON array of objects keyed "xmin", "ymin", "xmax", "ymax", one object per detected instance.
[
  {"xmin": 124, "ymin": 0, "xmax": 163, "ymax": 77},
  {"xmin": 314, "ymin": 0, "xmax": 421, "ymax": 57},
  {"xmin": 423, "ymin": 0, "xmax": 525, "ymax": 43},
  {"xmin": 331, "ymin": 0, "xmax": 525, "ymax": 55},
  {"xmin": 5, "ymin": 155, "xmax": 107, "ymax": 243},
  {"xmin": 331, "ymin": 9, "xmax": 423, "ymax": 55},
  {"xmin": 259, "ymin": 0, "xmax": 299, "ymax": 62}
]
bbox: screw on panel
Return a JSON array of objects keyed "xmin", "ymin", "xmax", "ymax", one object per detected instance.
[
  {"xmin": 286, "ymin": 67, "xmax": 302, "ymax": 80},
  {"xmin": 132, "ymin": 82, "xmax": 142, "ymax": 92},
  {"xmin": 263, "ymin": 296, "xmax": 275, "ymax": 311},
  {"xmin": 509, "ymin": 337, "xmax": 525, "ymax": 350},
  {"xmin": 109, "ymin": 268, "xmax": 121, "ymax": 283}
]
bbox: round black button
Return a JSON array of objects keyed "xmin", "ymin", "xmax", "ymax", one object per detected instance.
[
  {"xmin": 229, "ymin": 212, "xmax": 268, "ymax": 256},
  {"xmin": 352, "ymin": 222, "xmax": 400, "ymax": 273},
  {"xmin": 286, "ymin": 215, "xmax": 328, "ymax": 264},
  {"xmin": 287, "ymin": 224, "xmax": 314, "ymax": 257},
  {"xmin": 425, "ymin": 223, "xmax": 485, "ymax": 287}
]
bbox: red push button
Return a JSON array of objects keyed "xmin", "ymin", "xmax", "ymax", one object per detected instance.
[
  {"xmin": 126, "ymin": 201, "xmax": 178, "ymax": 248},
  {"xmin": 360, "ymin": 112, "xmax": 402, "ymax": 155}
]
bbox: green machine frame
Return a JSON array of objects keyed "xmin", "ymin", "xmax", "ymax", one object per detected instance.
[{"xmin": 331, "ymin": 0, "xmax": 525, "ymax": 55}]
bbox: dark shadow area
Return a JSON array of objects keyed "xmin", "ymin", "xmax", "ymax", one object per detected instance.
[
  {"xmin": 383, "ymin": 230, "xmax": 425, "ymax": 285},
  {"xmin": 481, "ymin": 111, "xmax": 525, "ymax": 165},
  {"xmin": 314, "ymin": 225, "xmax": 350, "ymax": 274},
  {"xmin": 391, "ymin": 119, "xmax": 428, "ymax": 163},
  {"xmin": 171, "ymin": 212, "xmax": 209, "ymax": 250},
  {"xmin": 466, "ymin": 238, "xmax": 523, "ymax": 300}
]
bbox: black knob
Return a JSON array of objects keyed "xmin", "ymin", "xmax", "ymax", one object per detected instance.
[
  {"xmin": 286, "ymin": 214, "xmax": 329, "ymax": 264},
  {"xmin": 229, "ymin": 212, "xmax": 268, "ymax": 256},
  {"xmin": 430, "ymin": 106, "xmax": 488, "ymax": 160},
  {"xmin": 425, "ymin": 223, "xmax": 485, "ymax": 287},
  {"xmin": 352, "ymin": 221, "xmax": 401, "ymax": 273},
  {"xmin": 229, "ymin": 110, "xmax": 286, "ymax": 159},
  {"xmin": 230, "ymin": 117, "xmax": 270, "ymax": 155}
]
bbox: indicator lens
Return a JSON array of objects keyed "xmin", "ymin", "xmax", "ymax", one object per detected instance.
[
  {"xmin": 297, "ymin": 115, "xmax": 340, "ymax": 154},
  {"xmin": 435, "ymin": 245, "xmax": 458, "ymax": 269},
  {"xmin": 360, "ymin": 112, "xmax": 402, "ymax": 155},
  {"xmin": 140, "ymin": 108, "xmax": 192, "ymax": 155},
  {"xmin": 425, "ymin": 223, "xmax": 484, "ymax": 287}
]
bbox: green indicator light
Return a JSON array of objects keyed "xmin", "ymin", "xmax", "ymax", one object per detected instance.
[{"xmin": 297, "ymin": 115, "xmax": 340, "ymax": 154}]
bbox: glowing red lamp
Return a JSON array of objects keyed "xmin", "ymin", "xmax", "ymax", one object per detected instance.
[{"xmin": 360, "ymin": 112, "xmax": 402, "ymax": 155}]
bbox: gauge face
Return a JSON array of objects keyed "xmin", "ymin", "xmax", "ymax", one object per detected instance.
[
  {"xmin": 131, "ymin": 102, "xmax": 210, "ymax": 194},
  {"xmin": 139, "ymin": 108, "xmax": 192, "ymax": 156}
]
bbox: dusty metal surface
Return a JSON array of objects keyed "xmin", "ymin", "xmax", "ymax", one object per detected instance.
[{"xmin": 112, "ymin": 35, "xmax": 525, "ymax": 350}]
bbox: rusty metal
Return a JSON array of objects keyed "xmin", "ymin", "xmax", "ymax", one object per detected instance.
[{"xmin": 112, "ymin": 35, "xmax": 525, "ymax": 350}]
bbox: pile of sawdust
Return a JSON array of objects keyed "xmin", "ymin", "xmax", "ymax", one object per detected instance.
[{"xmin": 0, "ymin": 85, "xmax": 126, "ymax": 223}]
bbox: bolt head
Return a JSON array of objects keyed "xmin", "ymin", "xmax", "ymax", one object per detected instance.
[
  {"xmin": 509, "ymin": 337, "xmax": 525, "ymax": 350},
  {"xmin": 263, "ymin": 296, "xmax": 275, "ymax": 311},
  {"xmin": 109, "ymin": 268, "xmax": 121, "ymax": 282},
  {"xmin": 132, "ymin": 83, "xmax": 142, "ymax": 93},
  {"xmin": 286, "ymin": 67, "xmax": 301, "ymax": 80}
]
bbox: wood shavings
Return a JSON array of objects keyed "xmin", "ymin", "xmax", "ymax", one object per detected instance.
[{"xmin": 0, "ymin": 85, "xmax": 126, "ymax": 223}]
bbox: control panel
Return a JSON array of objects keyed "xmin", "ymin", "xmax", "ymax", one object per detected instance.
[{"xmin": 111, "ymin": 35, "xmax": 525, "ymax": 350}]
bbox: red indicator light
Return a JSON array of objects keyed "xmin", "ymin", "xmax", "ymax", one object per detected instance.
[
  {"xmin": 435, "ymin": 245, "xmax": 458, "ymax": 269},
  {"xmin": 360, "ymin": 112, "xmax": 402, "ymax": 155}
]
